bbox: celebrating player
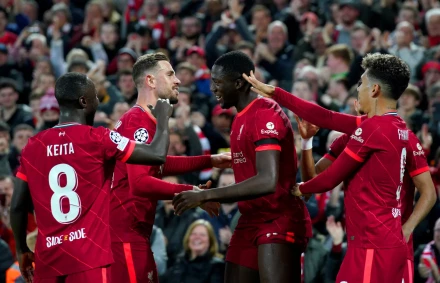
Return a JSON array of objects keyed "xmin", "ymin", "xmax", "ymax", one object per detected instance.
[
  {"xmin": 173, "ymin": 51, "xmax": 312, "ymax": 283},
  {"xmin": 10, "ymin": 72, "xmax": 173, "ymax": 283},
  {"xmin": 109, "ymin": 52, "xmax": 230, "ymax": 283},
  {"xmin": 245, "ymin": 56, "xmax": 436, "ymax": 282}
]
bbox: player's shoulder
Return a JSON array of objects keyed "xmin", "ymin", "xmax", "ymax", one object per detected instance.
[
  {"xmin": 334, "ymin": 133, "xmax": 350, "ymax": 144},
  {"xmin": 117, "ymin": 106, "xmax": 154, "ymax": 129},
  {"xmin": 255, "ymin": 96, "xmax": 279, "ymax": 109}
]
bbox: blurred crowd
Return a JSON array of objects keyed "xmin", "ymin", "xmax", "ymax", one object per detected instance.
[{"xmin": 0, "ymin": 0, "xmax": 440, "ymax": 282}]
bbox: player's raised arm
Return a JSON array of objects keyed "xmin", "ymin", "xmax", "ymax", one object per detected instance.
[
  {"xmin": 243, "ymin": 71, "xmax": 363, "ymax": 134},
  {"xmin": 125, "ymin": 99, "xmax": 172, "ymax": 165},
  {"xmin": 173, "ymin": 147, "xmax": 280, "ymax": 215}
]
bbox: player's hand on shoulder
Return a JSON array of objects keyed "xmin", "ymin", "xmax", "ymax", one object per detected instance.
[
  {"xmin": 242, "ymin": 70, "xmax": 275, "ymax": 98},
  {"xmin": 149, "ymin": 99, "xmax": 173, "ymax": 120},
  {"xmin": 19, "ymin": 251, "xmax": 35, "ymax": 283},
  {"xmin": 211, "ymin": 152, "xmax": 232, "ymax": 169}
]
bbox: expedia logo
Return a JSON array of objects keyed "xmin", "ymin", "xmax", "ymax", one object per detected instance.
[{"xmin": 351, "ymin": 128, "xmax": 364, "ymax": 143}]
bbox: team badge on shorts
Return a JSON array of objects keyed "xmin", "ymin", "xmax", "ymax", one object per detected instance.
[
  {"xmin": 110, "ymin": 131, "xmax": 123, "ymax": 144},
  {"xmin": 134, "ymin": 128, "xmax": 149, "ymax": 143}
]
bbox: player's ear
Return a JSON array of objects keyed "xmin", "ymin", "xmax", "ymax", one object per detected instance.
[
  {"xmin": 78, "ymin": 96, "xmax": 87, "ymax": 109},
  {"xmin": 370, "ymin": 83, "xmax": 380, "ymax": 98},
  {"xmin": 145, "ymin": 74, "xmax": 155, "ymax": 89},
  {"xmin": 235, "ymin": 78, "xmax": 244, "ymax": 90}
]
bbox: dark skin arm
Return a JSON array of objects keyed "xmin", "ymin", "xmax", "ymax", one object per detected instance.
[
  {"xmin": 10, "ymin": 178, "xmax": 34, "ymax": 283},
  {"xmin": 172, "ymin": 150, "xmax": 280, "ymax": 215},
  {"xmin": 125, "ymin": 99, "xmax": 172, "ymax": 165},
  {"xmin": 402, "ymin": 172, "xmax": 436, "ymax": 242}
]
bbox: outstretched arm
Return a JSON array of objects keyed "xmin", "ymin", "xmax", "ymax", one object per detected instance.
[
  {"xmin": 273, "ymin": 87, "xmax": 361, "ymax": 134},
  {"xmin": 172, "ymin": 150, "xmax": 279, "ymax": 215},
  {"xmin": 162, "ymin": 153, "xmax": 231, "ymax": 176},
  {"xmin": 242, "ymin": 71, "xmax": 363, "ymax": 134},
  {"xmin": 298, "ymin": 149, "xmax": 362, "ymax": 195}
]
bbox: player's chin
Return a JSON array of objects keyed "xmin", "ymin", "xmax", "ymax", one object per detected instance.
[{"xmin": 169, "ymin": 97, "xmax": 179, "ymax": 105}]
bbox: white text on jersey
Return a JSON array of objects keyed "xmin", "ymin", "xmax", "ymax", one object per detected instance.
[
  {"xmin": 46, "ymin": 228, "xmax": 87, "ymax": 248},
  {"xmin": 47, "ymin": 143, "xmax": 75, "ymax": 157}
]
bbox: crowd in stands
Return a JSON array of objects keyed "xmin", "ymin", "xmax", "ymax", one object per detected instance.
[{"xmin": 0, "ymin": 0, "xmax": 440, "ymax": 282}]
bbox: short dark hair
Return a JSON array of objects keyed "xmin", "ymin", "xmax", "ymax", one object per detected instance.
[
  {"xmin": 132, "ymin": 52, "xmax": 169, "ymax": 88},
  {"xmin": 117, "ymin": 69, "xmax": 133, "ymax": 81},
  {"xmin": 361, "ymin": 53, "xmax": 410, "ymax": 100},
  {"xmin": 213, "ymin": 51, "xmax": 255, "ymax": 80},
  {"xmin": 55, "ymin": 72, "xmax": 95, "ymax": 108},
  {"xmin": 0, "ymin": 79, "xmax": 18, "ymax": 93},
  {"xmin": 0, "ymin": 7, "xmax": 8, "ymax": 19},
  {"xmin": 13, "ymin": 124, "xmax": 34, "ymax": 137}
]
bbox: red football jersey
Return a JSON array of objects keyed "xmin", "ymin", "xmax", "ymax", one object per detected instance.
[
  {"xmin": 230, "ymin": 97, "xmax": 312, "ymax": 237},
  {"xmin": 110, "ymin": 106, "xmax": 160, "ymax": 243},
  {"xmin": 16, "ymin": 123, "xmax": 135, "ymax": 278},
  {"xmin": 338, "ymin": 114, "xmax": 410, "ymax": 249},
  {"xmin": 325, "ymin": 131, "xmax": 430, "ymax": 255}
]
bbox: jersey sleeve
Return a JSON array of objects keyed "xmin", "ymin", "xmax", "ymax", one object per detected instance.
[
  {"xmin": 120, "ymin": 114, "xmax": 194, "ymax": 199},
  {"xmin": 343, "ymin": 119, "xmax": 381, "ymax": 163},
  {"xmin": 97, "ymin": 127, "xmax": 136, "ymax": 162},
  {"xmin": 16, "ymin": 144, "xmax": 30, "ymax": 182},
  {"xmin": 249, "ymin": 106, "xmax": 287, "ymax": 152},
  {"xmin": 406, "ymin": 132, "xmax": 430, "ymax": 177},
  {"xmin": 273, "ymin": 87, "xmax": 367, "ymax": 134},
  {"xmin": 324, "ymin": 134, "xmax": 349, "ymax": 161}
]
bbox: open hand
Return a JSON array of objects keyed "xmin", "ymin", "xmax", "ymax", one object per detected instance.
[
  {"xmin": 173, "ymin": 190, "xmax": 206, "ymax": 216},
  {"xmin": 19, "ymin": 251, "xmax": 35, "ymax": 283},
  {"xmin": 326, "ymin": 216, "xmax": 344, "ymax": 245},
  {"xmin": 211, "ymin": 152, "xmax": 232, "ymax": 169},
  {"xmin": 294, "ymin": 115, "xmax": 319, "ymax": 139},
  {"xmin": 242, "ymin": 70, "xmax": 275, "ymax": 98}
]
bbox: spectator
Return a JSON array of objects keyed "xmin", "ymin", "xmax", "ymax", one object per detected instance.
[
  {"xmin": 151, "ymin": 225, "xmax": 168, "ymax": 277},
  {"xmin": 162, "ymin": 219, "xmax": 225, "ymax": 283},
  {"xmin": 0, "ymin": 122, "xmax": 11, "ymax": 176},
  {"xmin": 0, "ymin": 80, "xmax": 33, "ymax": 134},
  {"xmin": 325, "ymin": 44, "xmax": 353, "ymax": 80},
  {"xmin": 155, "ymin": 176, "xmax": 202, "ymax": 267},
  {"xmin": 8, "ymin": 124, "xmax": 34, "ymax": 173},
  {"xmin": 116, "ymin": 70, "xmax": 137, "ymax": 105},
  {"xmin": 201, "ymin": 169, "xmax": 237, "ymax": 253},
  {"xmin": 38, "ymin": 90, "xmax": 60, "ymax": 132}
]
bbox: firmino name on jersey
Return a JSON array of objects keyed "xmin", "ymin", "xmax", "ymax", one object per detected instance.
[
  {"xmin": 46, "ymin": 228, "xmax": 87, "ymax": 248},
  {"xmin": 47, "ymin": 143, "xmax": 75, "ymax": 157}
]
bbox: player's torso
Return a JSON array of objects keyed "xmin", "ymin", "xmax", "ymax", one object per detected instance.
[
  {"xmin": 344, "ymin": 115, "xmax": 408, "ymax": 249},
  {"xmin": 23, "ymin": 125, "xmax": 114, "ymax": 277},
  {"xmin": 230, "ymin": 98, "xmax": 307, "ymax": 223},
  {"xmin": 110, "ymin": 106, "xmax": 158, "ymax": 242}
]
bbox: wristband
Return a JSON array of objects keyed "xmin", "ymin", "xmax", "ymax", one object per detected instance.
[{"xmin": 301, "ymin": 138, "xmax": 313, "ymax": 150}]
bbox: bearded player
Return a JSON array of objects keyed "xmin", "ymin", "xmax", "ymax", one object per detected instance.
[
  {"xmin": 110, "ymin": 52, "xmax": 230, "ymax": 283},
  {"xmin": 10, "ymin": 73, "xmax": 173, "ymax": 283}
]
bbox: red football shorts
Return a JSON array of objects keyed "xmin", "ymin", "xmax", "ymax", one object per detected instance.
[
  {"xmin": 336, "ymin": 246, "xmax": 407, "ymax": 283},
  {"xmin": 110, "ymin": 241, "xmax": 158, "ymax": 283},
  {"xmin": 226, "ymin": 216, "xmax": 308, "ymax": 270},
  {"xmin": 33, "ymin": 266, "xmax": 110, "ymax": 283}
]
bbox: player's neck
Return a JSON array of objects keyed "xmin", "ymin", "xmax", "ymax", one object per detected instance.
[
  {"xmin": 368, "ymin": 98, "xmax": 397, "ymax": 118},
  {"xmin": 235, "ymin": 92, "xmax": 258, "ymax": 113},
  {"xmin": 58, "ymin": 109, "xmax": 87, "ymax": 125},
  {"xmin": 136, "ymin": 90, "xmax": 157, "ymax": 115}
]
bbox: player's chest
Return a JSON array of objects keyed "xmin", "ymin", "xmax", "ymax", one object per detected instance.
[{"xmin": 230, "ymin": 121, "xmax": 253, "ymax": 166}]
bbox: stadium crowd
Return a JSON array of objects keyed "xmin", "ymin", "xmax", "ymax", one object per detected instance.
[{"xmin": 0, "ymin": 0, "xmax": 439, "ymax": 282}]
